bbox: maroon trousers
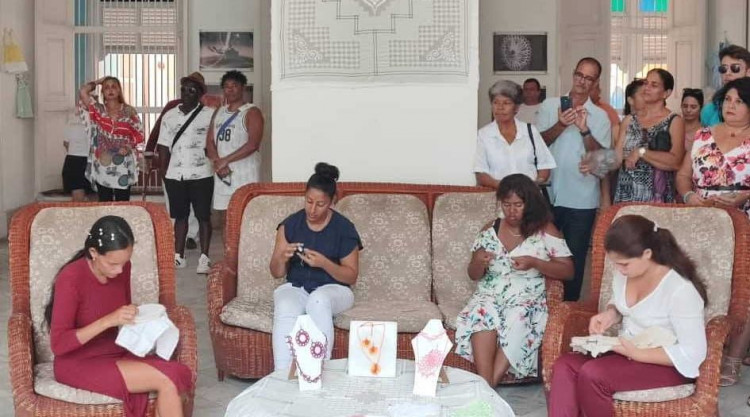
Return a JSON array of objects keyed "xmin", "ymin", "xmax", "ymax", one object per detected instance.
[{"xmin": 547, "ymin": 352, "xmax": 692, "ymax": 417}]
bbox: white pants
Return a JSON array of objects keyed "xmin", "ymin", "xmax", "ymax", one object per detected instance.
[{"xmin": 272, "ymin": 283, "xmax": 354, "ymax": 371}]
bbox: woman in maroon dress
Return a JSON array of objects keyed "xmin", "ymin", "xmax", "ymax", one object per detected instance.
[{"xmin": 46, "ymin": 216, "xmax": 192, "ymax": 417}]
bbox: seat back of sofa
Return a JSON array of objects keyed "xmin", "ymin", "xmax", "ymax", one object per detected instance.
[
  {"xmin": 29, "ymin": 206, "xmax": 160, "ymax": 363},
  {"xmin": 432, "ymin": 192, "xmax": 497, "ymax": 308},
  {"xmin": 337, "ymin": 194, "xmax": 432, "ymax": 302},
  {"xmin": 597, "ymin": 205, "xmax": 734, "ymax": 322},
  {"xmin": 236, "ymin": 195, "xmax": 305, "ymax": 302}
]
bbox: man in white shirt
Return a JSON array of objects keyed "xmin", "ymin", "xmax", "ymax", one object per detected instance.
[
  {"xmin": 157, "ymin": 72, "xmax": 216, "ymax": 274},
  {"xmin": 516, "ymin": 78, "xmax": 543, "ymax": 124}
]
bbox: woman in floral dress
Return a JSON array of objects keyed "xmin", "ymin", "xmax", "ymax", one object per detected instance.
[
  {"xmin": 455, "ymin": 174, "xmax": 574, "ymax": 386},
  {"xmin": 677, "ymin": 77, "xmax": 750, "ymax": 391}
]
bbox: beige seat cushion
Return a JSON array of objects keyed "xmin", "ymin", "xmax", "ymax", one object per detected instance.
[
  {"xmin": 598, "ymin": 206, "xmax": 734, "ymax": 321},
  {"xmin": 437, "ymin": 302, "xmax": 465, "ymax": 330},
  {"xmin": 613, "ymin": 384, "xmax": 695, "ymax": 402},
  {"xmin": 34, "ymin": 362, "xmax": 156, "ymax": 404},
  {"xmin": 334, "ymin": 300, "xmax": 442, "ymax": 333},
  {"xmin": 337, "ymin": 194, "xmax": 433, "ymax": 303},
  {"xmin": 29, "ymin": 206, "xmax": 160, "ymax": 364},
  {"xmin": 220, "ymin": 297, "xmax": 274, "ymax": 333},
  {"xmin": 236, "ymin": 196, "xmax": 305, "ymax": 304},
  {"xmin": 432, "ymin": 192, "xmax": 496, "ymax": 312}
]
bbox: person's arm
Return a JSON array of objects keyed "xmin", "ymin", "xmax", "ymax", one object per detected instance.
[
  {"xmin": 215, "ymin": 108, "xmax": 264, "ymax": 171},
  {"xmin": 638, "ymin": 116, "xmax": 686, "ymax": 171},
  {"xmin": 537, "ymin": 169, "xmax": 551, "ymax": 183},
  {"xmin": 475, "ymin": 173, "xmax": 499, "ymax": 189},
  {"xmin": 78, "ymin": 77, "xmax": 106, "ymax": 103},
  {"xmin": 675, "ymin": 146, "xmax": 708, "ymax": 206},
  {"xmin": 205, "ymin": 108, "xmax": 221, "ymax": 163},
  {"xmin": 301, "ymin": 247, "xmax": 359, "ymax": 285},
  {"xmin": 531, "ymin": 125, "xmax": 556, "ymax": 183},
  {"xmin": 510, "ymin": 222, "xmax": 574, "ymax": 280},
  {"xmin": 600, "ymin": 175, "xmax": 611, "ymax": 209},
  {"xmin": 614, "ymin": 116, "xmax": 632, "ymax": 163},
  {"xmin": 541, "ymin": 108, "xmax": 577, "ymax": 146},
  {"xmin": 578, "ymin": 106, "xmax": 612, "ymax": 152},
  {"xmin": 270, "ymin": 226, "xmax": 297, "ymax": 279},
  {"xmin": 156, "ymin": 145, "xmax": 170, "ymax": 179},
  {"xmin": 146, "ymin": 100, "xmax": 180, "ymax": 153},
  {"xmin": 467, "ymin": 222, "xmax": 494, "ymax": 281}
]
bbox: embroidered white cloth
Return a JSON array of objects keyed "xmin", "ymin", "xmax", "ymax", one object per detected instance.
[
  {"xmin": 115, "ymin": 304, "xmax": 179, "ymax": 360},
  {"xmin": 412, "ymin": 319, "xmax": 452, "ymax": 397},
  {"xmin": 287, "ymin": 315, "xmax": 327, "ymax": 391},
  {"xmin": 274, "ymin": 0, "xmax": 472, "ymax": 83},
  {"xmin": 387, "ymin": 403, "xmax": 440, "ymax": 416},
  {"xmin": 570, "ymin": 326, "xmax": 677, "ymax": 358}
]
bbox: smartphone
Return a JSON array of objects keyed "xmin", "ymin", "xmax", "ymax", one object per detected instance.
[{"xmin": 560, "ymin": 96, "xmax": 572, "ymax": 112}]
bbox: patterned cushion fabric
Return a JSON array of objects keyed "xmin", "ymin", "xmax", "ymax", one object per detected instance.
[
  {"xmin": 336, "ymin": 194, "xmax": 432, "ymax": 302},
  {"xmin": 34, "ymin": 362, "xmax": 156, "ymax": 404},
  {"xmin": 333, "ymin": 300, "xmax": 442, "ymax": 333},
  {"xmin": 613, "ymin": 383, "xmax": 695, "ymax": 402},
  {"xmin": 220, "ymin": 297, "xmax": 274, "ymax": 333},
  {"xmin": 432, "ymin": 192, "xmax": 496, "ymax": 310},
  {"xmin": 236, "ymin": 196, "xmax": 305, "ymax": 302},
  {"xmin": 29, "ymin": 206, "xmax": 160, "ymax": 364},
  {"xmin": 437, "ymin": 302, "xmax": 465, "ymax": 330},
  {"xmin": 598, "ymin": 206, "xmax": 734, "ymax": 321}
]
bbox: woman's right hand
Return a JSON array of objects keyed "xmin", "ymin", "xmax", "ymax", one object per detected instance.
[
  {"xmin": 686, "ymin": 192, "xmax": 711, "ymax": 207},
  {"xmin": 281, "ymin": 243, "xmax": 302, "ymax": 261},
  {"xmin": 104, "ymin": 304, "xmax": 137, "ymax": 327},
  {"xmin": 471, "ymin": 248, "xmax": 494, "ymax": 269},
  {"xmin": 589, "ymin": 308, "xmax": 619, "ymax": 335}
]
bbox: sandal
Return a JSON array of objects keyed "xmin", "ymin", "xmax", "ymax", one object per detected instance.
[{"xmin": 719, "ymin": 356, "xmax": 742, "ymax": 387}]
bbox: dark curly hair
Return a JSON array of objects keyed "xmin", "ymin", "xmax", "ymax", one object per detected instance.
[
  {"xmin": 496, "ymin": 174, "xmax": 552, "ymax": 238},
  {"xmin": 220, "ymin": 70, "xmax": 248, "ymax": 88}
]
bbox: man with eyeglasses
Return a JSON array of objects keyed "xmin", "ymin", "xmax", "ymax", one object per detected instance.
[
  {"xmin": 701, "ymin": 44, "xmax": 750, "ymax": 127},
  {"xmin": 157, "ymin": 71, "xmax": 217, "ymax": 274},
  {"xmin": 537, "ymin": 57, "xmax": 612, "ymax": 301}
]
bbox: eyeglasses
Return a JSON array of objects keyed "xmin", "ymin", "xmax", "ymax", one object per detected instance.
[
  {"xmin": 180, "ymin": 86, "xmax": 200, "ymax": 94},
  {"xmin": 573, "ymin": 71, "xmax": 598, "ymax": 84},
  {"xmin": 718, "ymin": 64, "xmax": 744, "ymax": 74}
]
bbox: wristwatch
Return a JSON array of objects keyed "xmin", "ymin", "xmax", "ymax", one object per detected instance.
[{"xmin": 638, "ymin": 147, "xmax": 646, "ymax": 157}]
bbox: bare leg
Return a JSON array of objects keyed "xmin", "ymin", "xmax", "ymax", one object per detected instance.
[
  {"xmin": 71, "ymin": 189, "xmax": 87, "ymax": 202},
  {"xmin": 198, "ymin": 219, "xmax": 212, "ymax": 256},
  {"xmin": 116, "ymin": 360, "xmax": 183, "ymax": 417},
  {"xmin": 470, "ymin": 330, "xmax": 498, "ymax": 386},
  {"xmin": 490, "ymin": 347, "xmax": 511, "ymax": 386},
  {"xmin": 174, "ymin": 218, "xmax": 188, "ymax": 257}
]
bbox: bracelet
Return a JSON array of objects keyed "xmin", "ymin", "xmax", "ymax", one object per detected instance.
[
  {"xmin": 579, "ymin": 129, "xmax": 591, "ymax": 137},
  {"xmin": 682, "ymin": 191, "xmax": 695, "ymax": 204}
]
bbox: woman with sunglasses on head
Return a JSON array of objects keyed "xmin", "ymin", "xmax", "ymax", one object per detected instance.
[
  {"xmin": 79, "ymin": 76, "xmax": 144, "ymax": 202},
  {"xmin": 681, "ymin": 88, "xmax": 704, "ymax": 151},
  {"xmin": 677, "ymin": 77, "xmax": 750, "ymax": 389},
  {"xmin": 613, "ymin": 68, "xmax": 685, "ymax": 203}
]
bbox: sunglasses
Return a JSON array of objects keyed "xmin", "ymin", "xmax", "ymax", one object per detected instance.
[
  {"xmin": 718, "ymin": 64, "xmax": 744, "ymax": 74},
  {"xmin": 180, "ymin": 86, "xmax": 200, "ymax": 94}
]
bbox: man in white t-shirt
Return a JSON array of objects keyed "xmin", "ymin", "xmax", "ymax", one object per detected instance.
[
  {"xmin": 516, "ymin": 78, "xmax": 543, "ymax": 125},
  {"xmin": 62, "ymin": 105, "xmax": 93, "ymax": 201}
]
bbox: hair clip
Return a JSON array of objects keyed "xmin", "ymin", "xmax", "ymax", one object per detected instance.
[
  {"xmin": 111, "ymin": 233, "xmax": 115, "ymax": 241},
  {"xmin": 99, "ymin": 228, "xmax": 104, "ymax": 236},
  {"xmin": 98, "ymin": 239, "xmax": 103, "ymax": 247},
  {"xmin": 653, "ymin": 222, "xmax": 659, "ymax": 232}
]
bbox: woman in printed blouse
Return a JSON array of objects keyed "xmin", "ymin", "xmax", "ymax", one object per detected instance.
[
  {"xmin": 455, "ymin": 174, "xmax": 573, "ymax": 387},
  {"xmin": 677, "ymin": 76, "xmax": 750, "ymax": 389},
  {"xmin": 79, "ymin": 76, "xmax": 144, "ymax": 202}
]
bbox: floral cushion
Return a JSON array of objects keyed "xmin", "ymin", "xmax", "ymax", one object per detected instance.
[
  {"xmin": 613, "ymin": 383, "xmax": 695, "ymax": 402},
  {"xmin": 29, "ymin": 206, "xmax": 160, "ymax": 364},
  {"xmin": 333, "ymin": 300, "xmax": 443, "ymax": 333},
  {"xmin": 437, "ymin": 302, "xmax": 466, "ymax": 330},
  {"xmin": 432, "ymin": 192, "xmax": 496, "ymax": 309},
  {"xmin": 236, "ymin": 196, "xmax": 305, "ymax": 302},
  {"xmin": 598, "ymin": 206, "xmax": 734, "ymax": 321},
  {"xmin": 336, "ymin": 194, "xmax": 432, "ymax": 302},
  {"xmin": 219, "ymin": 297, "xmax": 274, "ymax": 333}
]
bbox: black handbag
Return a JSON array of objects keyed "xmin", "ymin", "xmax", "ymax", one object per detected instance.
[{"xmin": 647, "ymin": 115, "xmax": 674, "ymax": 152}]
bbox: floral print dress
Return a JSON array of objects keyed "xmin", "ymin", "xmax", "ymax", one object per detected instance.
[
  {"xmin": 691, "ymin": 127, "xmax": 750, "ymax": 217},
  {"xmin": 455, "ymin": 223, "xmax": 571, "ymax": 378}
]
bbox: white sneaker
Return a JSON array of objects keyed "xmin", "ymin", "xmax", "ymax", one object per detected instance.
[
  {"xmin": 197, "ymin": 253, "xmax": 211, "ymax": 274},
  {"xmin": 174, "ymin": 253, "xmax": 187, "ymax": 269}
]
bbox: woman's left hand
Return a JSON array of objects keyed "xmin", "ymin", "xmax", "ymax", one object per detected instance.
[
  {"xmin": 299, "ymin": 248, "xmax": 330, "ymax": 269},
  {"xmin": 510, "ymin": 256, "xmax": 537, "ymax": 271},
  {"xmin": 613, "ymin": 337, "xmax": 640, "ymax": 361},
  {"xmin": 708, "ymin": 192, "xmax": 749, "ymax": 208},
  {"xmin": 624, "ymin": 150, "xmax": 640, "ymax": 170}
]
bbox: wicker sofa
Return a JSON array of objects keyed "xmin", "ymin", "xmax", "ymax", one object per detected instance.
[
  {"xmin": 208, "ymin": 183, "xmax": 564, "ymax": 381},
  {"xmin": 8, "ymin": 202, "xmax": 198, "ymax": 417}
]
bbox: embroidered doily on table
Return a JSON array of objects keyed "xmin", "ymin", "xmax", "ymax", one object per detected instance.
[{"xmin": 276, "ymin": 0, "xmax": 471, "ymax": 83}]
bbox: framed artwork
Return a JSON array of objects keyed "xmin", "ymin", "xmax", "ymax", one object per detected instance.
[
  {"xmin": 199, "ymin": 31, "xmax": 254, "ymax": 71},
  {"xmin": 205, "ymin": 84, "xmax": 254, "ymax": 105},
  {"xmin": 493, "ymin": 32, "xmax": 547, "ymax": 74}
]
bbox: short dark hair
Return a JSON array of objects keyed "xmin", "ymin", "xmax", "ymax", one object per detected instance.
[
  {"xmin": 306, "ymin": 162, "xmax": 340, "ymax": 200},
  {"xmin": 220, "ymin": 70, "xmax": 248, "ymax": 88},
  {"xmin": 523, "ymin": 78, "xmax": 541, "ymax": 90},
  {"xmin": 623, "ymin": 78, "xmax": 646, "ymax": 116},
  {"xmin": 713, "ymin": 77, "xmax": 750, "ymax": 122},
  {"xmin": 682, "ymin": 88, "xmax": 704, "ymax": 108},
  {"xmin": 496, "ymin": 174, "xmax": 552, "ymax": 238},
  {"xmin": 719, "ymin": 44, "xmax": 750, "ymax": 66},
  {"xmin": 576, "ymin": 57, "xmax": 602, "ymax": 79}
]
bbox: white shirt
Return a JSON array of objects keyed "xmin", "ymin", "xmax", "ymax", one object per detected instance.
[
  {"xmin": 609, "ymin": 269, "xmax": 707, "ymax": 378},
  {"xmin": 157, "ymin": 105, "xmax": 215, "ymax": 181},
  {"xmin": 473, "ymin": 118, "xmax": 556, "ymax": 182},
  {"xmin": 64, "ymin": 122, "xmax": 90, "ymax": 157},
  {"xmin": 516, "ymin": 103, "xmax": 541, "ymax": 125}
]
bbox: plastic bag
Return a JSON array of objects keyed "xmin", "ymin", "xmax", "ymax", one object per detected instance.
[{"xmin": 3, "ymin": 28, "xmax": 28, "ymax": 74}]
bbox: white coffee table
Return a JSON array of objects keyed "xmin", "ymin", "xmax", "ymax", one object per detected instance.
[{"xmin": 224, "ymin": 359, "xmax": 515, "ymax": 417}]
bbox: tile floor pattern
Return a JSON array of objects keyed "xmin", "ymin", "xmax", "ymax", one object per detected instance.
[{"xmin": 1, "ymin": 232, "xmax": 749, "ymax": 417}]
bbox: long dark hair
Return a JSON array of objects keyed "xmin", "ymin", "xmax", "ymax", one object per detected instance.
[
  {"xmin": 496, "ymin": 174, "xmax": 552, "ymax": 238},
  {"xmin": 604, "ymin": 215, "xmax": 707, "ymax": 303},
  {"xmin": 44, "ymin": 216, "xmax": 135, "ymax": 328},
  {"xmin": 623, "ymin": 78, "xmax": 646, "ymax": 116},
  {"xmin": 306, "ymin": 162, "xmax": 340, "ymax": 200}
]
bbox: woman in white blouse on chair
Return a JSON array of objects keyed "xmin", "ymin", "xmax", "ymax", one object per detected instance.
[
  {"xmin": 547, "ymin": 215, "xmax": 707, "ymax": 416},
  {"xmin": 474, "ymin": 80, "xmax": 556, "ymax": 189}
]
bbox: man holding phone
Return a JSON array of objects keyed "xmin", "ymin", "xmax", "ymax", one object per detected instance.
[{"xmin": 536, "ymin": 57, "xmax": 612, "ymax": 302}]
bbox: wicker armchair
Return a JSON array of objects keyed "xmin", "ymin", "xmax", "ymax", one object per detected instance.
[
  {"xmin": 541, "ymin": 203, "xmax": 750, "ymax": 416},
  {"xmin": 8, "ymin": 202, "xmax": 198, "ymax": 417}
]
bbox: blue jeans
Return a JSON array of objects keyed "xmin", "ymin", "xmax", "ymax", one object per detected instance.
[{"xmin": 553, "ymin": 206, "xmax": 597, "ymax": 301}]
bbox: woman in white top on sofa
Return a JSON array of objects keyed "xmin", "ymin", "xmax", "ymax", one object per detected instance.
[
  {"xmin": 474, "ymin": 80, "xmax": 556, "ymax": 189},
  {"xmin": 547, "ymin": 215, "xmax": 707, "ymax": 417}
]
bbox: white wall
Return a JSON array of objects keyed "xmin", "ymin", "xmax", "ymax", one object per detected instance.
[
  {"xmin": 0, "ymin": 0, "xmax": 35, "ymax": 238},
  {"xmin": 477, "ymin": 0, "xmax": 558, "ymax": 127}
]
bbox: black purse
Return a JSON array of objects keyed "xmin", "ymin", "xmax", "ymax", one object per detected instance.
[{"xmin": 647, "ymin": 115, "xmax": 675, "ymax": 152}]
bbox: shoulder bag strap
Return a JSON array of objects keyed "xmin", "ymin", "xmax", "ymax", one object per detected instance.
[
  {"xmin": 171, "ymin": 104, "xmax": 204, "ymax": 150},
  {"xmin": 527, "ymin": 123, "xmax": 538, "ymax": 169},
  {"xmin": 215, "ymin": 108, "xmax": 242, "ymax": 146}
]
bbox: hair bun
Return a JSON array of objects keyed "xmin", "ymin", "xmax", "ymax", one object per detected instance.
[{"xmin": 314, "ymin": 162, "xmax": 340, "ymax": 182}]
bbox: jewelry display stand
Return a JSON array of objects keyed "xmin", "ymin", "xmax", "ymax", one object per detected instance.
[
  {"xmin": 412, "ymin": 319, "xmax": 452, "ymax": 397},
  {"xmin": 286, "ymin": 315, "xmax": 327, "ymax": 391},
  {"xmin": 347, "ymin": 320, "xmax": 398, "ymax": 378}
]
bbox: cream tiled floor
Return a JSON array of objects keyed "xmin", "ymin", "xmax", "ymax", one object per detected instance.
[{"xmin": 1, "ymin": 232, "xmax": 749, "ymax": 416}]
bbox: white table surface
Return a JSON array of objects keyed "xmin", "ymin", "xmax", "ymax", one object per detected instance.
[{"xmin": 224, "ymin": 359, "xmax": 516, "ymax": 417}]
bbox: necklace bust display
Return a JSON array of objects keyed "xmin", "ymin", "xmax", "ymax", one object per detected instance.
[
  {"xmin": 286, "ymin": 315, "xmax": 327, "ymax": 391},
  {"xmin": 412, "ymin": 319, "xmax": 452, "ymax": 397}
]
